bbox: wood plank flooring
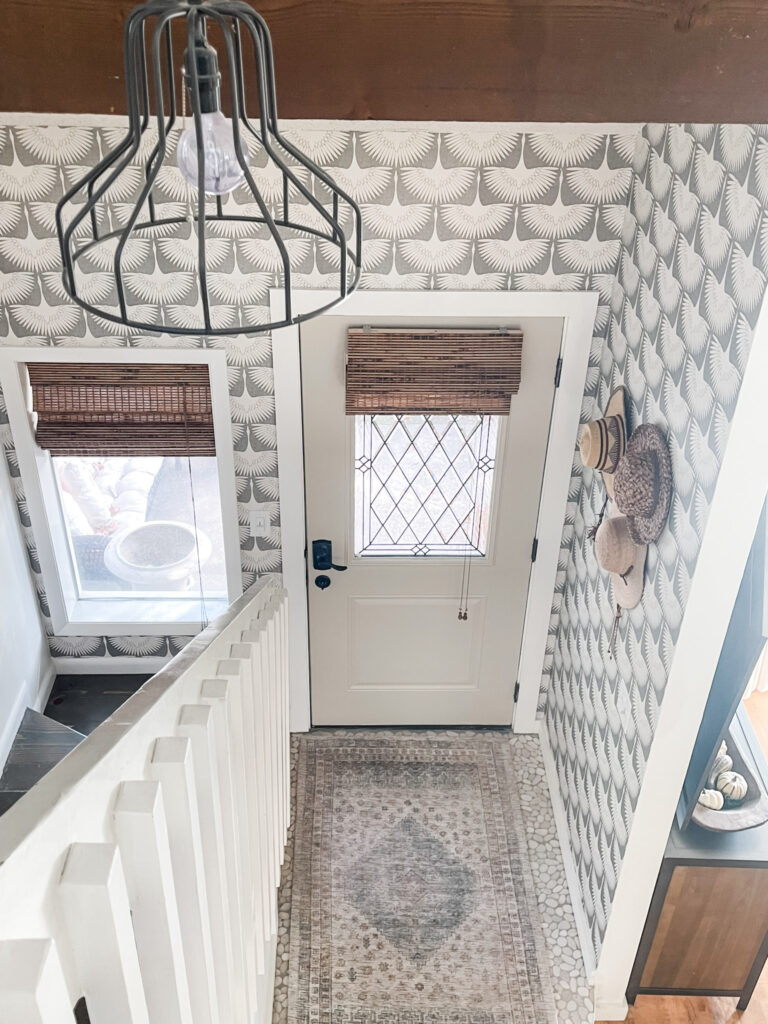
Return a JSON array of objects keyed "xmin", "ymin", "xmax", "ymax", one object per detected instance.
[
  {"xmin": 44, "ymin": 673, "xmax": 150, "ymax": 735},
  {"xmin": 598, "ymin": 961, "xmax": 768, "ymax": 1024},
  {"xmin": 0, "ymin": 674, "xmax": 150, "ymax": 815}
]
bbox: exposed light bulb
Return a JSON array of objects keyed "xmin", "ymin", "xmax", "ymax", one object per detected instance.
[{"xmin": 177, "ymin": 110, "xmax": 248, "ymax": 195}]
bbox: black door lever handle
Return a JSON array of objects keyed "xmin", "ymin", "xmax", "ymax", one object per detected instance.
[{"xmin": 312, "ymin": 539, "xmax": 348, "ymax": 572}]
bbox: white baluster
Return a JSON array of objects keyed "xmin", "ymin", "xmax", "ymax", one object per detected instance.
[
  {"xmin": 263, "ymin": 616, "xmax": 281, "ymax": 898},
  {"xmin": 261, "ymin": 613, "xmax": 283, "ymax": 853},
  {"xmin": 267, "ymin": 613, "xmax": 284, "ymax": 856},
  {"xmin": 201, "ymin": 672, "xmax": 263, "ymax": 1004},
  {"xmin": 177, "ymin": 704, "xmax": 237, "ymax": 1024},
  {"xmin": 274, "ymin": 599, "xmax": 287, "ymax": 846},
  {"xmin": 58, "ymin": 842, "xmax": 149, "ymax": 1024},
  {"xmin": 217, "ymin": 655, "xmax": 269, "ymax": 967},
  {"xmin": 0, "ymin": 939, "xmax": 72, "ymax": 1024},
  {"xmin": 279, "ymin": 597, "xmax": 291, "ymax": 838},
  {"xmin": 199, "ymin": 679, "xmax": 254, "ymax": 1022},
  {"xmin": 150, "ymin": 737, "xmax": 220, "ymax": 1024},
  {"xmin": 113, "ymin": 780, "xmax": 194, "ymax": 1024},
  {"xmin": 230, "ymin": 637, "xmax": 276, "ymax": 941}
]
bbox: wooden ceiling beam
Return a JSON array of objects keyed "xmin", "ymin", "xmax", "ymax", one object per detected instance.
[{"xmin": 3, "ymin": 0, "xmax": 768, "ymax": 123}]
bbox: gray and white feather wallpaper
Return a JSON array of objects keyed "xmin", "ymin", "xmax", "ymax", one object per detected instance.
[
  {"xmin": 0, "ymin": 119, "xmax": 765, "ymax": 961},
  {"xmin": 0, "ymin": 122, "xmax": 638, "ymax": 661},
  {"xmin": 546, "ymin": 123, "xmax": 767, "ymax": 956}
]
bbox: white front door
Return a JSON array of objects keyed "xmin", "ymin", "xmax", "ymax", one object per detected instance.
[{"xmin": 300, "ymin": 314, "xmax": 562, "ymax": 726}]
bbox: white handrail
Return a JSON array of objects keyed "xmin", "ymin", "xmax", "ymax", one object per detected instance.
[{"xmin": 0, "ymin": 578, "xmax": 290, "ymax": 1024}]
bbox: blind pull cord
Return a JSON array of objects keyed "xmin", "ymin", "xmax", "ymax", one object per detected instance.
[{"xmin": 458, "ymin": 417, "xmax": 490, "ymax": 622}]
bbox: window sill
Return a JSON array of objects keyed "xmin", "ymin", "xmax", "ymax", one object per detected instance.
[{"xmin": 53, "ymin": 596, "xmax": 230, "ymax": 636}]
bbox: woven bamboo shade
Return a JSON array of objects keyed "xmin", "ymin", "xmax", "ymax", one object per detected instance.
[
  {"xmin": 27, "ymin": 363, "xmax": 215, "ymax": 456},
  {"xmin": 346, "ymin": 328, "xmax": 524, "ymax": 414}
]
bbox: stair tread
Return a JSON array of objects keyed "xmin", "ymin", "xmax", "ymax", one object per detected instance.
[
  {"xmin": 0, "ymin": 791, "xmax": 25, "ymax": 815},
  {"xmin": 13, "ymin": 708, "xmax": 84, "ymax": 736},
  {"xmin": 0, "ymin": 708, "xmax": 85, "ymax": 797}
]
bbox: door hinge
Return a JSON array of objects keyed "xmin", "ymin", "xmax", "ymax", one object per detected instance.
[
  {"xmin": 513, "ymin": 682, "xmax": 520, "ymax": 703},
  {"xmin": 554, "ymin": 355, "xmax": 563, "ymax": 388},
  {"xmin": 531, "ymin": 537, "xmax": 539, "ymax": 563}
]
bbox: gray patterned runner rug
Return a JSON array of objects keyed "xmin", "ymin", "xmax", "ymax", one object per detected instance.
[{"xmin": 287, "ymin": 731, "xmax": 558, "ymax": 1024}]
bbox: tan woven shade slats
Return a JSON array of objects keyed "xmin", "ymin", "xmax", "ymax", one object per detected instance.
[
  {"xmin": 27, "ymin": 363, "xmax": 216, "ymax": 456},
  {"xmin": 345, "ymin": 328, "xmax": 523, "ymax": 414}
]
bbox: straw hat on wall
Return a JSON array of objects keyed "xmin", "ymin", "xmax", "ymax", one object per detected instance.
[
  {"xmin": 579, "ymin": 388, "xmax": 627, "ymax": 498},
  {"xmin": 613, "ymin": 424, "xmax": 672, "ymax": 544},
  {"xmin": 594, "ymin": 513, "xmax": 647, "ymax": 610}
]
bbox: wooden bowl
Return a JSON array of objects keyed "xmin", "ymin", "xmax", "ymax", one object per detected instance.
[{"xmin": 692, "ymin": 726, "xmax": 768, "ymax": 832}]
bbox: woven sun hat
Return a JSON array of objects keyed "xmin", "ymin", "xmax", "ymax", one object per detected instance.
[
  {"xmin": 594, "ymin": 513, "xmax": 647, "ymax": 610},
  {"xmin": 579, "ymin": 387, "xmax": 627, "ymax": 498},
  {"xmin": 613, "ymin": 423, "xmax": 672, "ymax": 544}
]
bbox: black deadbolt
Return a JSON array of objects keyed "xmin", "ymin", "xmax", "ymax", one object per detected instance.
[
  {"xmin": 312, "ymin": 539, "xmax": 347, "ymax": 572},
  {"xmin": 315, "ymin": 574, "xmax": 332, "ymax": 590}
]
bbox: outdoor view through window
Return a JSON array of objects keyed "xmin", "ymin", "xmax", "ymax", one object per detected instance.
[{"xmin": 52, "ymin": 455, "xmax": 227, "ymax": 600}]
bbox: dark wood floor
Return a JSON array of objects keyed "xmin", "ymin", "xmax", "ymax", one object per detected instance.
[
  {"xmin": 0, "ymin": 674, "xmax": 150, "ymax": 815},
  {"xmin": 44, "ymin": 674, "xmax": 150, "ymax": 735}
]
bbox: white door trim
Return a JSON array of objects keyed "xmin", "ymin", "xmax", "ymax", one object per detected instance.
[{"xmin": 272, "ymin": 289, "xmax": 597, "ymax": 733}]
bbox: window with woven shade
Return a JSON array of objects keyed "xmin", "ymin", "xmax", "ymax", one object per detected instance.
[
  {"xmin": 346, "ymin": 328, "xmax": 523, "ymax": 558},
  {"xmin": 27, "ymin": 363, "xmax": 216, "ymax": 457},
  {"xmin": 345, "ymin": 328, "xmax": 523, "ymax": 415},
  {"xmin": 0, "ymin": 355, "xmax": 243, "ymax": 633}
]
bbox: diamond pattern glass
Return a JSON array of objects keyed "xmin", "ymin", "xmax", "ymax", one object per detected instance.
[{"xmin": 354, "ymin": 414, "xmax": 499, "ymax": 557}]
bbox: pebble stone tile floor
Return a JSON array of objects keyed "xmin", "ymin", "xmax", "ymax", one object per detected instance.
[{"xmin": 271, "ymin": 732, "xmax": 594, "ymax": 1024}]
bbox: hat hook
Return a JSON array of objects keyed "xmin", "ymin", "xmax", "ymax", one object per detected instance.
[
  {"xmin": 588, "ymin": 495, "xmax": 609, "ymax": 542},
  {"xmin": 609, "ymin": 605, "xmax": 623, "ymax": 657}
]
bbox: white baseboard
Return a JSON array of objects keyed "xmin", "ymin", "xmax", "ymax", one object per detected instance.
[
  {"xmin": 258, "ymin": 931, "xmax": 278, "ymax": 1024},
  {"xmin": 52, "ymin": 656, "xmax": 170, "ymax": 675},
  {"xmin": 592, "ymin": 992, "xmax": 629, "ymax": 1022},
  {"xmin": 34, "ymin": 662, "xmax": 57, "ymax": 712},
  {"xmin": 0, "ymin": 685, "xmax": 31, "ymax": 773},
  {"xmin": 0, "ymin": 660, "xmax": 57, "ymax": 772},
  {"xmin": 537, "ymin": 721, "xmax": 598, "ymax": 981}
]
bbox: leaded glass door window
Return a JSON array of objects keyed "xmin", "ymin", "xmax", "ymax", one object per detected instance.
[{"xmin": 354, "ymin": 413, "xmax": 500, "ymax": 557}]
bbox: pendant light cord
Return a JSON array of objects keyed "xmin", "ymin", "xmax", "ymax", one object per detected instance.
[{"xmin": 183, "ymin": 390, "xmax": 208, "ymax": 630}]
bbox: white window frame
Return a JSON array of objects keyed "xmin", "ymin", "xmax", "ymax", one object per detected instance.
[{"xmin": 0, "ymin": 348, "xmax": 242, "ymax": 636}]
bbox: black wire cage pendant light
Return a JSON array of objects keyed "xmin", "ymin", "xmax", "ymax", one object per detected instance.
[{"xmin": 55, "ymin": 0, "xmax": 362, "ymax": 336}]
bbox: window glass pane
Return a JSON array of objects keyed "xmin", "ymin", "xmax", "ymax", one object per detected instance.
[
  {"xmin": 52, "ymin": 455, "xmax": 227, "ymax": 599},
  {"xmin": 354, "ymin": 414, "xmax": 499, "ymax": 557}
]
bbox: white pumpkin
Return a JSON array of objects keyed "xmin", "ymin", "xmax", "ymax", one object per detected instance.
[
  {"xmin": 698, "ymin": 788, "xmax": 724, "ymax": 810},
  {"xmin": 716, "ymin": 770, "xmax": 748, "ymax": 802},
  {"xmin": 708, "ymin": 752, "xmax": 733, "ymax": 787}
]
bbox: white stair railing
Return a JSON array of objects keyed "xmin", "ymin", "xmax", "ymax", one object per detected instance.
[{"xmin": 0, "ymin": 578, "xmax": 290, "ymax": 1024}]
